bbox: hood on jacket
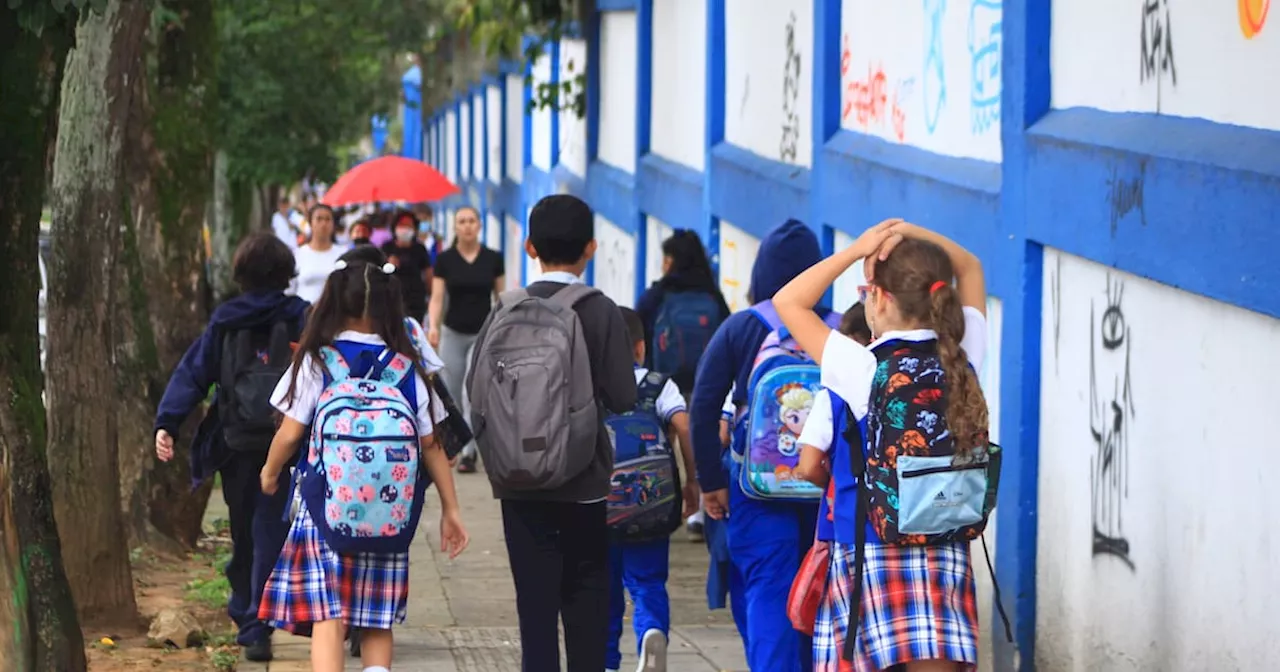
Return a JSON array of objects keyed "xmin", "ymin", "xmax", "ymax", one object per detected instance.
[
  {"xmin": 209, "ymin": 290, "xmax": 310, "ymax": 331},
  {"xmin": 747, "ymin": 218, "xmax": 823, "ymax": 303}
]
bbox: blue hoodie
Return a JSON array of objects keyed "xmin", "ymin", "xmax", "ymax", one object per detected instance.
[
  {"xmin": 155, "ymin": 291, "xmax": 310, "ymax": 487},
  {"xmin": 689, "ymin": 219, "xmax": 826, "ymax": 492}
]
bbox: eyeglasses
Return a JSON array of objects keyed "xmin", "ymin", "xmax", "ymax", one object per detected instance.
[{"xmin": 858, "ymin": 285, "xmax": 891, "ymax": 304}]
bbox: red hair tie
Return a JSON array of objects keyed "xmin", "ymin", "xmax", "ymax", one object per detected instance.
[{"xmin": 929, "ymin": 280, "xmax": 948, "ymax": 294}]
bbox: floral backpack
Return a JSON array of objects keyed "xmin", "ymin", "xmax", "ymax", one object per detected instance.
[{"xmin": 297, "ymin": 342, "xmax": 428, "ymax": 554}]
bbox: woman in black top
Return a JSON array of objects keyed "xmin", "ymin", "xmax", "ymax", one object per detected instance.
[
  {"xmin": 427, "ymin": 206, "xmax": 505, "ymax": 473},
  {"xmin": 381, "ymin": 210, "xmax": 433, "ymax": 321}
]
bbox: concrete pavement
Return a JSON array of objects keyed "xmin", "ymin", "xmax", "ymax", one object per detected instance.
[{"xmin": 241, "ymin": 465, "xmax": 749, "ymax": 671}]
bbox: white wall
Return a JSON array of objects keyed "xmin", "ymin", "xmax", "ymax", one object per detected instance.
[
  {"xmin": 485, "ymin": 212, "xmax": 502, "ymax": 250},
  {"xmin": 645, "ymin": 216, "xmax": 674, "ymax": 289},
  {"xmin": 840, "ymin": 0, "xmax": 1003, "ymax": 162},
  {"xmin": 531, "ymin": 53, "xmax": 554, "ymax": 171},
  {"xmin": 524, "ymin": 206, "xmax": 545, "ymax": 283},
  {"xmin": 1037, "ymin": 249, "xmax": 1280, "ymax": 671},
  {"xmin": 1052, "ymin": 0, "xmax": 1280, "ymax": 131},
  {"xmin": 486, "ymin": 85, "xmax": 502, "ymax": 183},
  {"xmin": 472, "ymin": 91, "xmax": 485, "ymax": 180},
  {"xmin": 504, "ymin": 215, "xmax": 523, "ymax": 291},
  {"xmin": 445, "ymin": 110, "xmax": 458, "ymax": 183},
  {"xmin": 718, "ymin": 221, "xmax": 761, "ymax": 312},
  {"xmin": 505, "ymin": 74, "xmax": 525, "ymax": 182},
  {"xmin": 599, "ymin": 11, "xmax": 639, "ymax": 172},
  {"xmin": 459, "ymin": 99, "xmax": 473, "ymax": 180},
  {"xmin": 725, "ymin": 0, "xmax": 814, "ymax": 166},
  {"xmin": 559, "ymin": 38, "xmax": 589, "ymax": 177},
  {"xmin": 830, "ymin": 229, "xmax": 866, "ymax": 313},
  {"xmin": 593, "ymin": 215, "xmax": 637, "ymax": 307},
  {"xmin": 650, "ymin": 0, "xmax": 707, "ymax": 170}
]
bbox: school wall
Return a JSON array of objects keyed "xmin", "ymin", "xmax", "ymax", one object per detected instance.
[{"xmin": 423, "ymin": 1, "xmax": 1280, "ymax": 669}]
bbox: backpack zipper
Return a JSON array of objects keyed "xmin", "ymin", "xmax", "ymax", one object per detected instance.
[{"xmin": 900, "ymin": 462, "xmax": 987, "ymax": 478}]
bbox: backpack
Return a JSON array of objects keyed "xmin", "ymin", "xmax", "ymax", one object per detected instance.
[
  {"xmin": 839, "ymin": 338, "xmax": 1010, "ymax": 660},
  {"xmin": 606, "ymin": 371, "xmax": 682, "ymax": 541},
  {"xmin": 297, "ymin": 344, "xmax": 427, "ymax": 554},
  {"xmin": 650, "ymin": 291, "xmax": 721, "ymax": 385},
  {"xmin": 220, "ymin": 320, "xmax": 294, "ymax": 451},
  {"xmin": 735, "ymin": 301, "xmax": 842, "ymax": 502},
  {"xmin": 467, "ymin": 283, "xmax": 600, "ymax": 491}
]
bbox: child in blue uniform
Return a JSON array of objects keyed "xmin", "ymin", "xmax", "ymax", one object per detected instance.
[
  {"xmin": 607, "ymin": 308, "xmax": 700, "ymax": 672},
  {"xmin": 689, "ymin": 219, "xmax": 830, "ymax": 672}
]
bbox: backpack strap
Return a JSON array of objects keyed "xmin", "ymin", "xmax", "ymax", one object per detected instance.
[
  {"xmin": 367, "ymin": 348, "xmax": 415, "ymax": 388},
  {"xmin": 267, "ymin": 320, "xmax": 293, "ymax": 366},
  {"xmin": 636, "ymin": 371, "xmax": 669, "ymax": 409},
  {"xmin": 318, "ymin": 345, "xmax": 352, "ymax": 381},
  {"xmin": 497, "ymin": 288, "xmax": 529, "ymax": 308},
  {"xmin": 549, "ymin": 282, "xmax": 600, "ymax": 309},
  {"xmin": 841, "ymin": 404, "xmax": 870, "ymax": 663}
]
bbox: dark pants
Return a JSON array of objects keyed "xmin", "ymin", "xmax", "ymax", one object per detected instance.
[
  {"xmin": 501, "ymin": 500, "xmax": 609, "ymax": 672},
  {"xmin": 220, "ymin": 451, "xmax": 291, "ymax": 646}
]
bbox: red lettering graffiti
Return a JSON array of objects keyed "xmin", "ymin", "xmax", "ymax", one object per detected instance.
[{"xmin": 840, "ymin": 34, "xmax": 906, "ymax": 143}]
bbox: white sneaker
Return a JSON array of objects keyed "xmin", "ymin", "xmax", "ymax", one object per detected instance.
[{"xmin": 636, "ymin": 629, "xmax": 667, "ymax": 672}]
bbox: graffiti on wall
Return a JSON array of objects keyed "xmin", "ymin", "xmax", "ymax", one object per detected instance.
[
  {"xmin": 1140, "ymin": 0, "xmax": 1177, "ymax": 86},
  {"xmin": 1239, "ymin": 0, "xmax": 1270, "ymax": 38},
  {"xmin": 1107, "ymin": 165, "xmax": 1146, "ymax": 236},
  {"xmin": 780, "ymin": 11, "xmax": 803, "ymax": 163},
  {"xmin": 922, "ymin": 0, "xmax": 947, "ymax": 133},
  {"xmin": 841, "ymin": 35, "xmax": 909, "ymax": 143},
  {"xmin": 1089, "ymin": 275, "xmax": 1136, "ymax": 570},
  {"xmin": 968, "ymin": 0, "xmax": 1002, "ymax": 134}
]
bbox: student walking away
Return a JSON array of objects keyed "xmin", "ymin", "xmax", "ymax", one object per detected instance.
[
  {"xmin": 258, "ymin": 250, "xmax": 469, "ymax": 672},
  {"xmin": 688, "ymin": 218, "xmax": 835, "ymax": 672},
  {"xmin": 153, "ymin": 233, "xmax": 309, "ymax": 662},
  {"xmin": 273, "ymin": 196, "xmax": 301, "ymax": 250},
  {"xmin": 292, "ymin": 203, "xmax": 349, "ymax": 304},
  {"xmin": 604, "ymin": 308, "xmax": 700, "ymax": 672},
  {"xmin": 427, "ymin": 206, "xmax": 504, "ymax": 473},
  {"xmin": 788, "ymin": 306, "xmax": 871, "ymax": 639},
  {"xmin": 466, "ymin": 195, "xmax": 636, "ymax": 672},
  {"xmin": 774, "ymin": 219, "xmax": 1008, "ymax": 671},
  {"xmin": 381, "ymin": 211, "xmax": 434, "ymax": 321}
]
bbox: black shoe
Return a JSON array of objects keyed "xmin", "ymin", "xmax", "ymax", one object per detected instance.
[
  {"xmin": 243, "ymin": 638, "xmax": 273, "ymax": 662},
  {"xmin": 457, "ymin": 454, "xmax": 477, "ymax": 473}
]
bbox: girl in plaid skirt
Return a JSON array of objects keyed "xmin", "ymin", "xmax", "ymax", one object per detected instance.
[
  {"xmin": 777, "ymin": 220, "xmax": 990, "ymax": 672},
  {"xmin": 259, "ymin": 248, "xmax": 470, "ymax": 672}
]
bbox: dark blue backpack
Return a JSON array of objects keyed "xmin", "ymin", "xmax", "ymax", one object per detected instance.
[
  {"xmin": 605, "ymin": 372, "xmax": 682, "ymax": 542},
  {"xmin": 651, "ymin": 291, "xmax": 721, "ymax": 386}
]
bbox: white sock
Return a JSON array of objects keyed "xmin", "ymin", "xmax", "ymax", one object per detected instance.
[{"xmin": 364, "ymin": 667, "xmax": 390, "ymax": 672}]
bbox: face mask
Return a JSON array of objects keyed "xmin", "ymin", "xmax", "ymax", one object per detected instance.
[
  {"xmin": 395, "ymin": 228, "xmax": 415, "ymax": 243},
  {"xmin": 353, "ymin": 237, "xmax": 370, "ymax": 246}
]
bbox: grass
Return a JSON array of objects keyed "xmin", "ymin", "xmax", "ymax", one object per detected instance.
[
  {"xmin": 184, "ymin": 575, "xmax": 231, "ymax": 609},
  {"xmin": 210, "ymin": 649, "xmax": 238, "ymax": 671}
]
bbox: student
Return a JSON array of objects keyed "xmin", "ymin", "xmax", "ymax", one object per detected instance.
[
  {"xmin": 606, "ymin": 308, "xmax": 700, "ymax": 672},
  {"xmin": 467, "ymin": 194, "xmax": 636, "ymax": 672},
  {"xmin": 427, "ymin": 206, "xmax": 505, "ymax": 474},
  {"xmin": 773, "ymin": 219, "xmax": 989, "ymax": 672},
  {"xmin": 153, "ymin": 233, "xmax": 309, "ymax": 662},
  {"xmin": 273, "ymin": 197, "xmax": 300, "ymax": 250},
  {"xmin": 688, "ymin": 218, "xmax": 829, "ymax": 672},
  {"xmin": 258, "ymin": 249, "xmax": 470, "ymax": 672},
  {"xmin": 381, "ymin": 211, "xmax": 433, "ymax": 322},
  {"xmin": 702, "ymin": 388, "xmax": 747, "ymax": 640}
]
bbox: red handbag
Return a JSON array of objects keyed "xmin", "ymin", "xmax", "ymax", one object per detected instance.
[{"xmin": 787, "ymin": 539, "xmax": 831, "ymax": 635}]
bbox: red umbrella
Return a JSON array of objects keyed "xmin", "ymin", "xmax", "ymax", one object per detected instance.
[{"xmin": 322, "ymin": 156, "xmax": 460, "ymax": 207}]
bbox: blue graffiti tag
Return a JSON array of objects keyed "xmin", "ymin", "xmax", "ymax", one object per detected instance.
[
  {"xmin": 968, "ymin": 0, "xmax": 1002, "ymax": 134},
  {"xmin": 922, "ymin": 0, "xmax": 947, "ymax": 134}
]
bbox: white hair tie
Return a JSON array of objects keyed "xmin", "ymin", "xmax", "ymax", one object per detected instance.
[
  {"xmin": 334, "ymin": 259, "xmax": 349, "ymax": 270},
  {"xmin": 382, "ymin": 262, "xmax": 396, "ymax": 274}
]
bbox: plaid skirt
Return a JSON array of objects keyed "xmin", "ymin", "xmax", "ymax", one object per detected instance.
[
  {"xmin": 258, "ymin": 507, "xmax": 410, "ymax": 632},
  {"xmin": 813, "ymin": 541, "xmax": 978, "ymax": 672}
]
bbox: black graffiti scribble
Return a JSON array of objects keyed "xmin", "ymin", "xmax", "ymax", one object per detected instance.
[
  {"xmin": 1140, "ymin": 0, "xmax": 1177, "ymax": 85},
  {"xmin": 1107, "ymin": 165, "xmax": 1146, "ymax": 237},
  {"xmin": 780, "ymin": 11, "xmax": 802, "ymax": 163},
  {"xmin": 1089, "ymin": 275, "xmax": 1136, "ymax": 571}
]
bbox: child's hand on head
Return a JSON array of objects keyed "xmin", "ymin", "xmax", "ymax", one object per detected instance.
[
  {"xmin": 863, "ymin": 219, "xmax": 909, "ymax": 282},
  {"xmin": 849, "ymin": 218, "xmax": 902, "ymax": 263}
]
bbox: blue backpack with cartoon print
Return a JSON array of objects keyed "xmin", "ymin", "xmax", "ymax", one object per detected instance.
[
  {"xmin": 297, "ymin": 343, "xmax": 428, "ymax": 554},
  {"xmin": 605, "ymin": 371, "xmax": 682, "ymax": 542}
]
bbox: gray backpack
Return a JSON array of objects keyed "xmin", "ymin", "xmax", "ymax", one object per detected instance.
[{"xmin": 467, "ymin": 283, "xmax": 600, "ymax": 491}]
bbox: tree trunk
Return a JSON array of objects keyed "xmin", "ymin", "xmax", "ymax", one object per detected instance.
[
  {"xmin": 0, "ymin": 7, "xmax": 87, "ymax": 669},
  {"xmin": 46, "ymin": 0, "xmax": 149, "ymax": 624},
  {"xmin": 207, "ymin": 150, "xmax": 237, "ymax": 302},
  {"xmin": 115, "ymin": 0, "xmax": 216, "ymax": 551}
]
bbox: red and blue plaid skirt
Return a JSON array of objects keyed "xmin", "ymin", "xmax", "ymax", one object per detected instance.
[
  {"xmin": 813, "ymin": 541, "xmax": 978, "ymax": 672},
  {"xmin": 258, "ymin": 507, "xmax": 410, "ymax": 632}
]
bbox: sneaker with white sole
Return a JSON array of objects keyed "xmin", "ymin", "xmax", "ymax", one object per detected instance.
[{"xmin": 636, "ymin": 628, "xmax": 667, "ymax": 672}]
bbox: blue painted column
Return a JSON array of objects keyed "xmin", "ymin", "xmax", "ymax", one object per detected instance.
[
  {"xmin": 995, "ymin": 0, "xmax": 1051, "ymax": 669},
  {"xmin": 521, "ymin": 51, "xmax": 535, "ymax": 285},
  {"xmin": 703, "ymin": 0, "xmax": 726, "ymax": 277},
  {"xmin": 811, "ymin": 0, "xmax": 840, "ymax": 308},
  {"xmin": 633, "ymin": 0, "xmax": 654, "ymax": 301},
  {"xmin": 401, "ymin": 64, "xmax": 423, "ymax": 160}
]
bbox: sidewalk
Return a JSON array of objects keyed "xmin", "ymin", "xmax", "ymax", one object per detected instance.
[{"xmin": 243, "ymin": 465, "xmax": 749, "ymax": 671}]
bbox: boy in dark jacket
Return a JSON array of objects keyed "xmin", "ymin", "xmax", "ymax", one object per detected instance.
[
  {"xmin": 154, "ymin": 233, "xmax": 309, "ymax": 662},
  {"xmin": 469, "ymin": 195, "xmax": 636, "ymax": 672}
]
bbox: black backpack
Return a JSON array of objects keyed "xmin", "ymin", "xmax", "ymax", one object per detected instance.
[{"xmin": 219, "ymin": 320, "xmax": 294, "ymax": 451}]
